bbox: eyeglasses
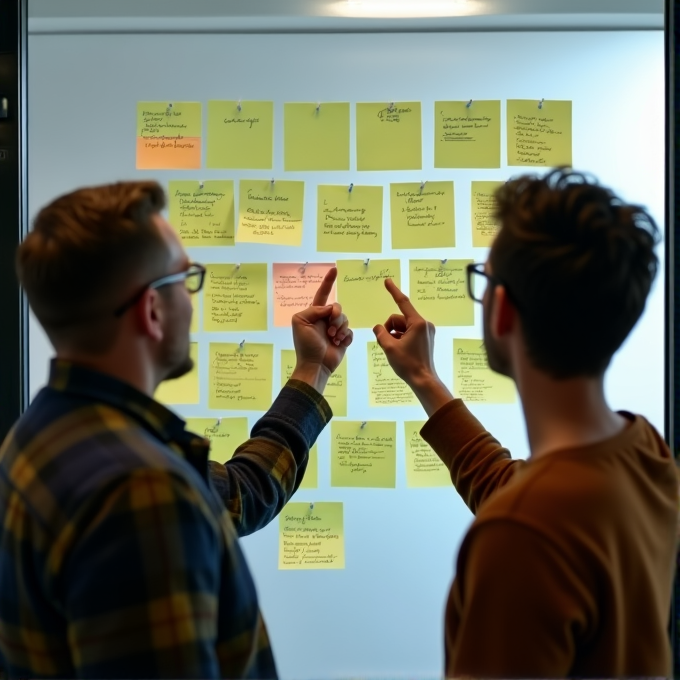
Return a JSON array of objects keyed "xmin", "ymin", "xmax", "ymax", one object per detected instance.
[
  {"xmin": 113, "ymin": 263, "xmax": 206, "ymax": 317},
  {"xmin": 466, "ymin": 262, "xmax": 502, "ymax": 303}
]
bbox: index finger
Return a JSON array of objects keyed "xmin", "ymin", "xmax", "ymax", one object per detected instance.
[
  {"xmin": 311, "ymin": 267, "xmax": 338, "ymax": 307},
  {"xmin": 384, "ymin": 278, "xmax": 421, "ymax": 320}
]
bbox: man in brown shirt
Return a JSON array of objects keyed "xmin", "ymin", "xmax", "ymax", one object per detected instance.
[{"xmin": 373, "ymin": 169, "xmax": 677, "ymax": 677}]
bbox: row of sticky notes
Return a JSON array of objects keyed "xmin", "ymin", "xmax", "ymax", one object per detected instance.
[
  {"xmin": 169, "ymin": 179, "xmax": 503, "ymax": 250},
  {"xmin": 137, "ymin": 99, "xmax": 572, "ymax": 171},
  {"xmin": 156, "ymin": 339, "xmax": 516, "ymax": 409}
]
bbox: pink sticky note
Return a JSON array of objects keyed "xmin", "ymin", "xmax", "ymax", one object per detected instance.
[{"xmin": 273, "ymin": 262, "xmax": 337, "ymax": 327}]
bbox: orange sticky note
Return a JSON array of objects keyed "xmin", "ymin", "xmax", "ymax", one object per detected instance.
[{"xmin": 273, "ymin": 263, "xmax": 337, "ymax": 328}]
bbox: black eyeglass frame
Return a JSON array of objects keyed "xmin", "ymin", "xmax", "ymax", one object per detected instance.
[
  {"xmin": 113, "ymin": 263, "xmax": 207, "ymax": 318},
  {"xmin": 466, "ymin": 262, "xmax": 501, "ymax": 303}
]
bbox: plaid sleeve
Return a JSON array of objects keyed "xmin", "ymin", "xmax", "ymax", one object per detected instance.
[
  {"xmin": 58, "ymin": 469, "xmax": 222, "ymax": 679},
  {"xmin": 209, "ymin": 379, "xmax": 332, "ymax": 537}
]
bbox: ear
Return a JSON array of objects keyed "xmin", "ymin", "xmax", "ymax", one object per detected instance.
[
  {"xmin": 134, "ymin": 288, "xmax": 165, "ymax": 342},
  {"xmin": 489, "ymin": 285, "xmax": 516, "ymax": 339}
]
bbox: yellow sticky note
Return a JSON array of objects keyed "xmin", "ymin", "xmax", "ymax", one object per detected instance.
[
  {"xmin": 405, "ymin": 421, "xmax": 451, "ymax": 488},
  {"xmin": 279, "ymin": 502, "xmax": 345, "ymax": 570},
  {"xmin": 156, "ymin": 343, "xmax": 200, "ymax": 405},
  {"xmin": 281, "ymin": 349, "xmax": 347, "ymax": 417},
  {"xmin": 184, "ymin": 417, "xmax": 250, "ymax": 464},
  {"xmin": 454, "ymin": 339, "xmax": 516, "ymax": 403},
  {"xmin": 331, "ymin": 421, "xmax": 396, "ymax": 488},
  {"xmin": 435, "ymin": 100, "xmax": 501, "ymax": 168},
  {"xmin": 168, "ymin": 180, "xmax": 235, "ymax": 247},
  {"xmin": 190, "ymin": 294, "xmax": 199, "ymax": 334},
  {"xmin": 410, "ymin": 260, "xmax": 474, "ymax": 327},
  {"xmin": 471, "ymin": 181, "xmax": 504, "ymax": 247},
  {"xmin": 507, "ymin": 100, "xmax": 573, "ymax": 167},
  {"xmin": 207, "ymin": 100, "xmax": 273, "ymax": 169},
  {"xmin": 336, "ymin": 259, "xmax": 401, "ymax": 329},
  {"xmin": 298, "ymin": 444, "xmax": 318, "ymax": 490},
  {"xmin": 367, "ymin": 342, "xmax": 418, "ymax": 407},
  {"xmin": 272, "ymin": 263, "xmax": 337, "ymax": 328},
  {"xmin": 317, "ymin": 185, "xmax": 384, "ymax": 253},
  {"xmin": 209, "ymin": 343, "xmax": 274, "ymax": 411},
  {"xmin": 203, "ymin": 263, "xmax": 267, "ymax": 332},
  {"xmin": 238, "ymin": 180, "xmax": 304, "ymax": 247},
  {"xmin": 137, "ymin": 102, "xmax": 201, "ymax": 170},
  {"xmin": 284, "ymin": 103, "xmax": 350, "ymax": 171},
  {"xmin": 390, "ymin": 182, "xmax": 455, "ymax": 250},
  {"xmin": 356, "ymin": 102, "xmax": 422, "ymax": 171}
]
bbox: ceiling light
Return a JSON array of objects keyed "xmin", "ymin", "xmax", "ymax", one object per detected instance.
[{"xmin": 337, "ymin": 0, "xmax": 478, "ymax": 19}]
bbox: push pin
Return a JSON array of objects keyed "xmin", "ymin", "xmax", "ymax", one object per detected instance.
[
  {"xmin": 235, "ymin": 263, "xmax": 241, "ymax": 270},
  {"xmin": 364, "ymin": 258, "xmax": 370, "ymax": 266},
  {"xmin": 538, "ymin": 98, "xmax": 545, "ymax": 109},
  {"xmin": 239, "ymin": 339, "xmax": 246, "ymax": 349},
  {"xmin": 389, "ymin": 102, "xmax": 395, "ymax": 111},
  {"xmin": 167, "ymin": 102, "xmax": 173, "ymax": 110},
  {"xmin": 348, "ymin": 183, "xmax": 354, "ymax": 193},
  {"xmin": 420, "ymin": 181, "xmax": 426, "ymax": 194},
  {"xmin": 271, "ymin": 178, "xmax": 276, "ymax": 186},
  {"xmin": 299, "ymin": 262, "xmax": 308, "ymax": 274},
  {"xmin": 360, "ymin": 421, "xmax": 367, "ymax": 429},
  {"xmin": 441, "ymin": 258, "xmax": 448, "ymax": 265},
  {"xmin": 316, "ymin": 102, "xmax": 321, "ymax": 112},
  {"xmin": 309, "ymin": 502, "xmax": 315, "ymax": 511},
  {"xmin": 466, "ymin": 99, "xmax": 473, "ymax": 108},
  {"xmin": 216, "ymin": 417, "xmax": 222, "ymax": 426},
  {"xmin": 199, "ymin": 181, "xmax": 204, "ymax": 189},
  {"xmin": 237, "ymin": 99, "xmax": 242, "ymax": 112}
]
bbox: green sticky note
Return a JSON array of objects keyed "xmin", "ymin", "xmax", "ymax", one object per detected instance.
[
  {"xmin": 209, "ymin": 343, "xmax": 274, "ymax": 411},
  {"xmin": 471, "ymin": 181, "xmax": 504, "ymax": 247},
  {"xmin": 404, "ymin": 421, "xmax": 451, "ymax": 488},
  {"xmin": 390, "ymin": 181, "xmax": 455, "ymax": 250},
  {"xmin": 453, "ymin": 339, "xmax": 516, "ymax": 403},
  {"xmin": 184, "ymin": 417, "xmax": 250, "ymax": 464},
  {"xmin": 298, "ymin": 444, "xmax": 318, "ymax": 490},
  {"xmin": 356, "ymin": 102, "xmax": 422, "ymax": 171},
  {"xmin": 203, "ymin": 263, "xmax": 268, "ymax": 332},
  {"xmin": 367, "ymin": 341, "xmax": 418, "ymax": 407},
  {"xmin": 410, "ymin": 259, "xmax": 474, "ymax": 327},
  {"xmin": 284, "ymin": 103, "xmax": 350, "ymax": 171},
  {"xmin": 336, "ymin": 259, "xmax": 401, "ymax": 329},
  {"xmin": 330, "ymin": 421, "xmax": 396, "ymax": 488},
  {"xmin": 317, "ymin": 185, "xmax": 383, "ymax": 253},
  {"xmin": 168, "ymin": 180, "xmax": 235, "ymax": 247},
  {"xmin": 207, "ymin": 100, "xmax": 273, "ymax": 169},
  {"xmin": 435, "ymin": 100, "xmax": 501, "ymax": 168},
  {"xmin": 156, "ymin": 343, "xmax": 200, "ymax": 405},
  {"xmin": 507, "ymin": 99, "xmax": 572, "ymax": 167}
]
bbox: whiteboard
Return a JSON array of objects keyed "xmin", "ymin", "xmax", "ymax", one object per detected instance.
[{"xmin": 27, "ymin": 31, "xmax": 665, "ymax": 679}]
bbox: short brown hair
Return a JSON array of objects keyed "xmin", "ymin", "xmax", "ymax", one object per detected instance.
[
  {"xmin": 17, "ymin": 181, "xmax": 168, "ymax": 352},
  {"xmin": 490, "ymin": 168, "xmax": 659, "ymax": 378}
]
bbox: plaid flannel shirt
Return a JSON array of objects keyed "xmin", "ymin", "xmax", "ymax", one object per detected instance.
[{"xmin": 0, "ymin": 360, "xmax": 331, "ymax": 679}]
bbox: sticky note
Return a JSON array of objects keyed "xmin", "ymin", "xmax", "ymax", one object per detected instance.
[
  {"xmin": 207, "ymin": 100, "xmax": 273, "ymax": 169},
  {"xmin": 281, "ymin": 349, "xmax": 347, "ymax": 417},
  {"xmin": 209, "ymin": 343, "xmax": 273, "ymax": 411},
  {"xmin": 390, "ymin": 181, "xmax": 455, "ymax": 250},
  {"xmin": 156, "ymin": 343, "xmax": 199, "ymax": 405},
  {"xmin": 331, "ymin": 421, "xmax": 397, "ymax": 488},
  {"xmin": 272, "ymin": 263, "xmax": 337, "ymax": 328},
  {"xmin": 507, "ymin": 99, "xmax": 572, "ymax": 167},
  {"xmin": 317, "ymin": 185, "xmax": 384, "ymax": 253},
  {"xmin": 410, "ymin": 260, "xmax": 474, "ymax": 326},
  {"xmin": 299, "ymin": 444, "xmax": 318, "ymax": 490},
  {"xmin": 184, "ymin": 417, "xmax": 250, "ymax": 464},
  {"xmin": 367, "ymin": 342, "xmax": 418, "ymax": 407},
  {"xmin": 279, "ymin": 502, "xmax": 345, "ymax": 570},
  {"xmin": 471, "ymin": 181, "xmax": 504, "ymax": 247},
  {"xmin": 284, "ymin": 103, "xmax": 350, "ymax": 171},
  {"xmin": 238, "ymin": 180, "xmax": 304, "ymax": 247},
  {"xmin": 203, "ymin": 264, "xmax": 268, "ymax": 332},
  {"xmin": 356, "ymin": 102, "xmax": 422, "ymax": 171},
  {"xmin": 405, "ymin": 421, "xmax": 451, "ymax": 488},
  {"xmin": 435, "ymin": 100, "xmax": 501, "ymax": 168},
  {"xmin": 137, "ymin": 102, "xmax": 201, "ymax": 169},
  {"xmin": 190, "ymin": 294, "xmax": 199, "ymax": 334},
  {"xmin": 168, "ymin": 180, "xmax": 235, "ymax": 247},
  {"xmin": 336, "ymin": 259, "xmax": 401, "ymax": 329},
  {"xmin": 454, "ymin": 339, "xmax": 516, "ymax": 403}
]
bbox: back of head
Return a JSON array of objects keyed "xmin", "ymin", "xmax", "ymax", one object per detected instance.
[
  {"xmin": 490, "ymin": 168, "xmax": 659, "ymax": 379},
  {"xmin": 17, "ymin": 181, "xmax": 167, "ymax": 354}
]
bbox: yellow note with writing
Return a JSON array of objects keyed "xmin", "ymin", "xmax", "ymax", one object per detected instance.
[
  {"xmin": 410, "ymin": 260, "xmax": 474, "ymax": 326},
  {"xmin": 209, "ymin": 343, "xmax": 273, "ymax": 411},
  {"xmin": 284, "ymin": 103, "xmax": 350, "ymax": 171},
  {"xmin": 203, "ymin": 263, "xmax": 267, "ymax": 332},
  {"xmin": 435, "ymin": 100, "xmax": 501, "ymax": 168},
  {"xmin": 168, "ymin": 180, "xmax": 235, "ymax": 247},
  {"xmin": 279, "ymin": 502, "xmax": 345, "ymax": 570},
  {"xmin": 356, "ymin": 102, "xmax": 422, "ymax": 171},
  {"xmin": 471, "ymin": 181, "xmax": 503, "ymax": 247},
  {"xmin": 507, "ymin": 100, "xmax": 572, "ymax": 167},
  {"xmin": 405, "ymin": 421, "xmax": 451, "ymax": 488},
  {"xmin": 298, "ymin": 444, "xmax": 318, "ymax": 490},
  {"xmin": 156, "ymin": 343, "xmax": 200, "ymax": 405},
  {"xmin": 336, "ymin": 259, "xmax": 401, "ymax": 329},
  {"xmin": 454, "ymin": 339, "xmax": 516, "ymax": 403},
  {"xmin": 390, "ymin": 181, "xmax": 455, "ymax": 250},
  {"xmin": 207, "ymin": 100, "xmax": 273, "ymax": 169},
  {"xmin": 331, "ymin": 421, "xmax": 396, "ymax": 488},
  {"xmin": 272, "ymin": 262, "xmax": 337, "ymax": 327},
  {"xmin": 367, "ymin": 342, "xmax": 418, "ymax": 407},
  {"xmin": 184, "ymin": 417, "xmax": 250, "ymax": 464},
  {"xmin": 238, "ymin": 180, "xmax": 304, "ymax": 246},
  {"xmin": 281, "ymin": 349, "xmax": 347, "ymax": 417},
  {"xmin": 317, "ymin": 185, "xmax": 383, "ymax": 253}
]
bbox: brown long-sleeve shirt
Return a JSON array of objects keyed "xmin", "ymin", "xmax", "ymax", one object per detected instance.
[{"xmin": 421, "ymin": 399, "xmax": 678, "ymax": 678}]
